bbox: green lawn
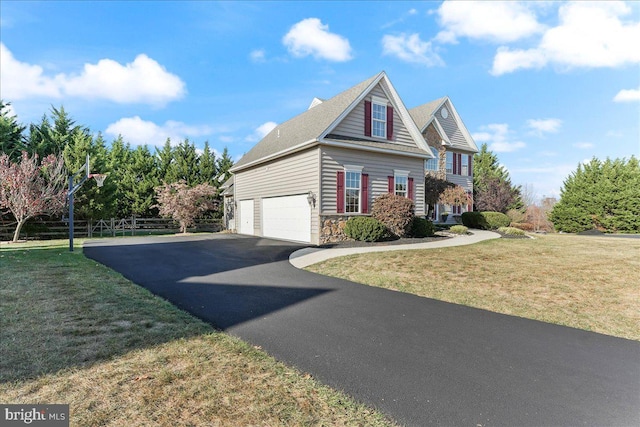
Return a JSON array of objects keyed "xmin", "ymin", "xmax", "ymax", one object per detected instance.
[
  {"xmin": 307, "ymin": 234, "xmax": 640, "ymax": 341},
  {"xmin": 0, "ymin": 239, "xmax": 394, "ymax": 426}
]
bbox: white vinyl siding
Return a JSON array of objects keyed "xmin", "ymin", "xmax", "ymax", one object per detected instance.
[
  {"xmin": 234, "ymin": 148, "xmax": 320, "ymax": 242},
  {"xmin": 332, "ymin": 84, "xmax": 415, "ymax": 146},
  {"xmin": 321, "ymin": 146, "xmax": 425, "ymax": 215}
]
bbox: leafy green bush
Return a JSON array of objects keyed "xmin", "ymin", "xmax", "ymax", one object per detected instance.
[
  {"xmin": 343, "ymin": 216, "xmax": 388, "ymax": 242},
  {"xmin": 483, "ymin": 212, "xmax": 511, "ymax": 229},
  {"xmin": 461, "ymin": 211, "xmax": 510, "ymax": 230},
  {"xmin": 371, "ymin": 193, "xmax": 414, "ymax": 238},
  {"xmin": 461, "ymin": 212, "xmax": 483, "ymax": 228},
  {"xmin": 498, "ymin": 226, "xmax": 525, "ymax": 236},
  {"xmin": 409, "ymin": 217, "xmax": 435, "ymax": 238},
  {"xmin": 449, "ymin": 225, "xmax": 468, "ymax": 235}
]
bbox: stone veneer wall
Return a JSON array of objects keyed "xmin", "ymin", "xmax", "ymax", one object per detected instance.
[{"xmin": 319, "ymin": 215, "xmax": 352, "ymax": 244}]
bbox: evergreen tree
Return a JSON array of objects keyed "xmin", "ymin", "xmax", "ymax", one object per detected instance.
[
  {"xmin": 108, "ymin": 135, "xmax": 132, "ymax": 218},
  {"xmin": 216, "ymin": 146, "xmax": 234, "ymax": 184},
  {"xmin": 550, "ymin": 157, "xmax": 640, "ymax": 233},
  {"xmin": 121, "ymin": 145, "xmax": 159, "ymax": 217},
  {"xmin": 156, "ymin": 138, "xmax": 173, "ymax": 183},
  {"xmin": 199, "ymin": 141, "xmax": 217, "ymax": 185},
  {"xmin": 167, "ymin": 139, "xmax": 199, "ymax": 185},
  {"xmin": 0, "ymin": 101, "xmax": 26, "ymax": 160},
  {"xmin": 473, "ymin": 143, "xmax": 521, "ymax": 212},
  {"xmin": 63, "ymin": 129, "xmax": 116, "ymax": 220}
]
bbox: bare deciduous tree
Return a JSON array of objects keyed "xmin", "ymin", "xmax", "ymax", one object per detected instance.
[
  {"xmin": 0, "ymin": 151, "xmax": 66, "ymax": 242},
  {"xmin": 154, "ymin": 180, "xmax": 218, "ymax": 233}
]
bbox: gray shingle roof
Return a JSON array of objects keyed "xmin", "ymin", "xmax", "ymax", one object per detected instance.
[
  {"xmin": 408, "ymin": 97, "xmax": 446, "ymax": 131},
  {"xmin": 232, "ymin": 73, "xmax": 381, "ymax": 171}
]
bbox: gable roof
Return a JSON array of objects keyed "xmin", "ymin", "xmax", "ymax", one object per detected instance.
[
  {"xmin": 410, "ymin": 97, "xmax": 478, "ymax": 153},
  {"xmin": 231, "ymin": 72, "xmax": 433, "ymax": 172}
]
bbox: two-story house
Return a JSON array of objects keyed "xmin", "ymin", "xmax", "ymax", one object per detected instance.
[{"xmin": 225, "ymin": 71, "xmax": 477, "ymax": 244}]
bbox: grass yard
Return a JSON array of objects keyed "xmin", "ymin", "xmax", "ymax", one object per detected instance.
[
  {"xmin": 307, "ymin": 234, "xmax": 640, "ymax": 341},
  {"xmin": 0, "ymin": 240, "xmax": 394, "ymax": 426}
]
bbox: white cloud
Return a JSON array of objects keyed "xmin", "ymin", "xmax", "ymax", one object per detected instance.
[
  {"xmin": 246, "ymin": 121, "xmax": 277, "ymax": 142},
  {"xmin": 63, "ymin": 55, "xmax": 185, "ymax": 106},
  {"xmin": 573, "ymin": 142, "xmax": 595, "ymax": 149},
  {"xmin": 382, "ymin": 33, "xmax": 444, "ymax": 66},
  {"xmin": 105, "ymin": 116, "xmax": 212, "ymax": 146},
  {"xmin": 435, "ymin": 1, "xmax": 543, "ymax": 44},
  {"xmin": 250, "ymin": 49, "xmax": 266, "ymax": 63},
  {"xmin": 0, "ymin": 43, "xmax": 61, "ymax": 99},
  {"xmin": 526, "ymin": 118, "xmax": 562, "ymax": 136},
  {"xmin": 613, "ymin": 86, "xmax": 640, "ymax": 102},
  {"xmin": 283, "ymin": 18, "xmax": 352, "ymax": 62},
  {"xmin": 491, "ymin": 2, "xmax": 640, "ymax": 75},
  {"xmin": 0, "ymin": 43, "xmax": 185, "ymax": 106},
  {"xmin": 472, "ymin": 123, "xmax": 526, "ymax": 153}
]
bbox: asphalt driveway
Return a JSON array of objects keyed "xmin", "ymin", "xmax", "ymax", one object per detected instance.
[{"xmin": 84, "ymin": 234, "xmax": 640, "ymax": 426}]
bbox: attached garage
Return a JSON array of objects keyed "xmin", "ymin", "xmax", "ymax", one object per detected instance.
[
  {"xmin": 238, "ymin": 200, "xmax": 254, "ymax": 236},
  {"xmin": 262, "ymin": 194, "xmax": 311, "ymax": 243}
]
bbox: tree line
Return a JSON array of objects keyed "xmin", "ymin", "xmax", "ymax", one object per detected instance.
[{"xmin": 0, "ymin": 101, "xmax": 233, "ymax": 220}]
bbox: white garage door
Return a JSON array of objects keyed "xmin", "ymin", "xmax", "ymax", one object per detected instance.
[
  {"xmin": 262, "ymin": 195, "xmax": 311, "ymax": 243},
  {"xmin": 238, "ymin": 200, "xmax": 254, "ymax": 236}
]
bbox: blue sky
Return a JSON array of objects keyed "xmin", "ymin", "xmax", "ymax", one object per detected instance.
[{"xmin": 1, "ymin": 1, "xmax": 638, "ymax": 199}]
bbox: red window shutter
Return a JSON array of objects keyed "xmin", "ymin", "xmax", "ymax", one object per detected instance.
[
  {"xmin": 458, "ymin": 154, "xmax": 463, "ymax": 175},
  {"xmin": 468, "ymin": 155, "xmax": 473, "ymax": 176},
  {"xmin": 364, "ymin": 101, "xmax": 372, "ymax": 137},
  {"xmin": 362, "ymin": 174, "xmax": 369, "ymax": 213},
  {"xmin": 388, "ymin": 176, "xmax": 394, "ymax": 193},
  {"xmin": 337, "ymin": 171, "xmax": 345, "ymax": 213},
  {"xmin": 453, "ymin": 153, "xmax": 458, "ymax": 175},
  {"xmin": 408, "ymin": 177, "xmax": 414, "ymax": 200},
  {"xmin": 386, "ymin": 105, "xmax": 394, "ymax": 140}
]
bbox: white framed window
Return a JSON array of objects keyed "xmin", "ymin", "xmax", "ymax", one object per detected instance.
[
  {"xmin": 425, "ymin": 146, "xmax": 439, "ymax": 171},
  {"xmin": 394, "ymin": 170, "xmax": 409, "ymax": 198},
  {"xmin": 446, "ymin": 151, "xmax": 453, "ymax": 174},
  {"xmin": 372, "ymin": 101, "xmax": 387, "ymax": 138},
  {"xmin": 345, "ymin": 169, "xmax": 361, "ymax": 213},
  {"xmin": 461, "ymin": 155, "xmax": 469, "ymax": 176}
]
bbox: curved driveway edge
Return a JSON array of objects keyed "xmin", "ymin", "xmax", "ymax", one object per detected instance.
[{"xmin": 289, "ymin": 229, "xmax": 501, "ymax": 268}]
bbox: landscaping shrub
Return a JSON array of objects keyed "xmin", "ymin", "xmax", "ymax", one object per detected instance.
[
  {"xmin": 371, "ymin": 193, "xmax": 414, "ymax": 237},
  {"xmin": 482, "ymin": 212, "xmax": 511, "ymax": 229},
  {"xmin": 343, "ymin": 216, "xmax": 388, "ymax": 242},
  {"xmin": 461, "ymin": 211, "xmax": 482, "ymax": 228},
  {"xmin": 498, "ymin": 226, "xmax": 526, "ymax": 236},
  {"xmin": 461, "ymin": 211, "xmax": 510, "ymax": 230},
  {"xmin": 511, "ymin": 222, "xmax": 534, "ymax": 231},
  {"xmin": 409, "ymin": 217, "xmax": 435, "ymax": 238},
  {"xmin": 449, "ymin": 225, "xmax": 468, "ymax": 235}
]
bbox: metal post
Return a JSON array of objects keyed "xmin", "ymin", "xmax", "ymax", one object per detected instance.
[{"xmin": 69, "ymin": 175, "xmax": 74, "ymax": 252}]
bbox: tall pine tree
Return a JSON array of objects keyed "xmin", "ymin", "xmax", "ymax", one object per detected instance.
[
  {"xmin": 0, "ymin": 101, "xmax": 26, "ymax": 160},
  {"xmin": 473, "ymin": 143, "xmax": 522, "ymax": 212}
]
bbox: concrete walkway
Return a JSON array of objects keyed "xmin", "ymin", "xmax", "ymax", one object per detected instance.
[{"xmin": 289, "ymin": 229, "xmax": 501, "ymax": 268}]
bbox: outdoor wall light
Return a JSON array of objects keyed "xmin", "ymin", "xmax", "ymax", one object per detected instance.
[{"xmin": 307, "ymin": 191, "xmax": 316, "ymax": 207}]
